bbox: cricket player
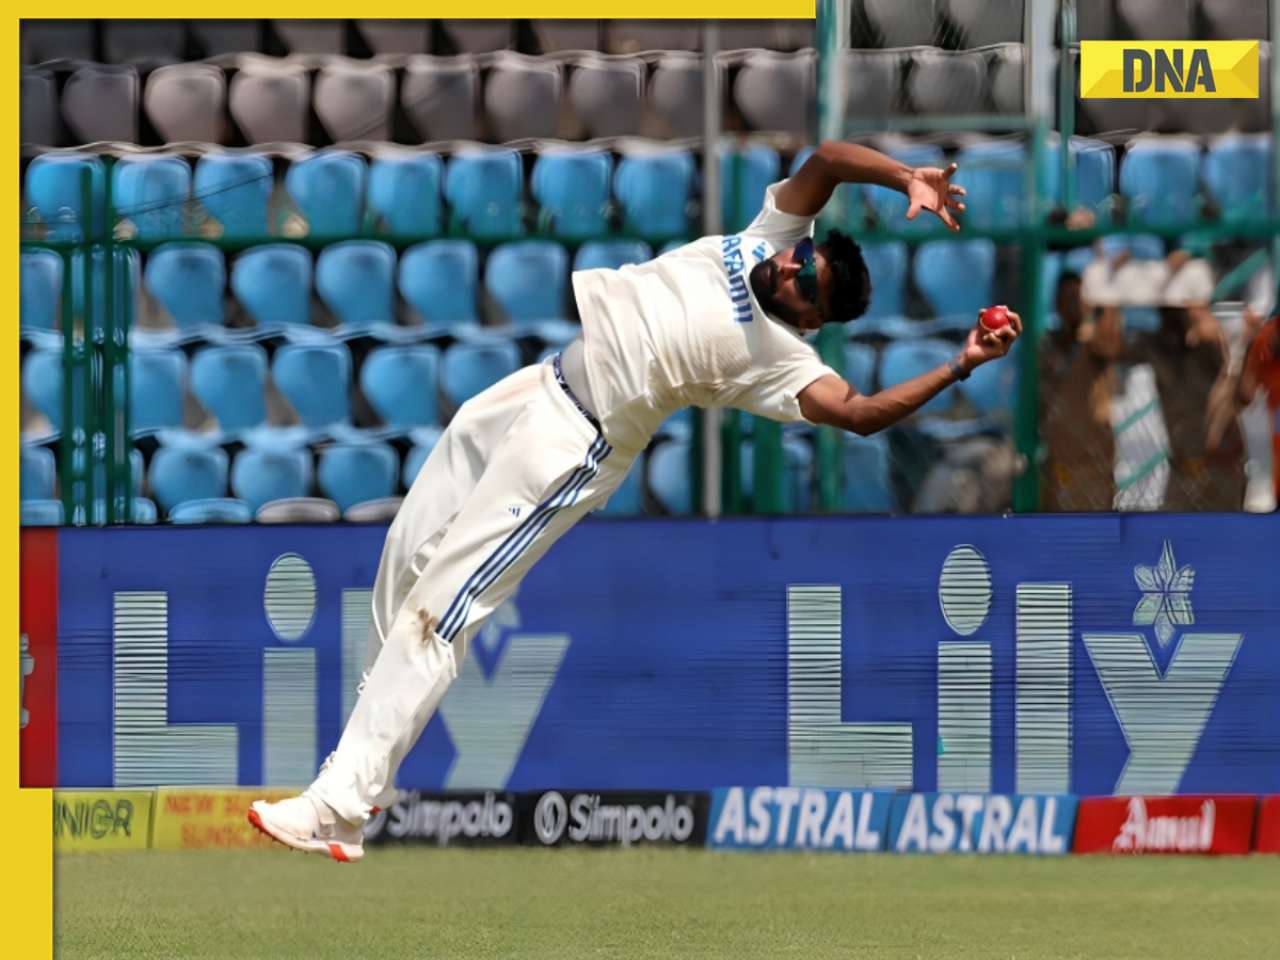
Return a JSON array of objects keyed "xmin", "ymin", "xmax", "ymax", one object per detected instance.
[{"xmin": 249, "ymin": 140, "xmax": 1021, "ymax": 861}]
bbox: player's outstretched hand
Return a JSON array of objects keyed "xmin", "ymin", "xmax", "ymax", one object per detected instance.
[
  {"xmin": 961, "ymin": 309, "xmax": 1022, "ymax": 370},
  {"xmin": 905, "ymin": 162, "xmax": 966, "ymax": 232}
]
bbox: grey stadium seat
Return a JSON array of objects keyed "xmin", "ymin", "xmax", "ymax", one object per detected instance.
[
  {"xmin": 145, "ymin": 63, "xmax": 229, "ymax": 144},
  {"xmin": 402, "ymin": 56, "xmax": 479, "ymax": 142},
  {"xmin": 907, "ymin": 50, "xmax": 988, "ymax": 115},
  {"xmin": 21, "ymin": 20, "xmax": 94, "ymax": 64},
  {"xmin": 61, "ymin": 63, "xmax": 139, "ymax": 144},
  {"xmin": 272, "ymin": 20, "xmax": 346, "ymax": 55},
  {"xmin": 255, "ymin": 497, "xmax": 341, "ymax": 524},
  {"xmin": 531, "ymin": 20, "xmax": 603, "ymax": 52},
  {"xmin": 649, "ymin": 53, "xmax": 705, "ymax": 139},
  {"xmin": 1073, "ymin": 0, "xmax": 1113, "ymax": 40},
  {"xmin": 732, "ymin": 50, "xmax": 816, "ymax": 136},
  {"xmin": 717, "ymin": 21, "xmax": 787, "ymax": 51},
  {"xmin": 355, "ymin": 20, "xmax": 432, "ymax": 55},
  {"xmin": 21, "ymin": 66, "xmax": 60, "ymax": 146},
  {"xmin": 569, "ymin": 58, "xmax": 644, "ymax": 138},
  {"xmin": 1201, "ymin": 0, "xmax": 1268, "ymax": 40},
  {"xmin": 189, "ymin": 20, "xmax": 263, "ymax": 58},
  {"xmin": 101, "ymin": 20, "xmax": 186, "ymax": 65},
  {"xmin": 440, "ymin": 20, "xmax": 515, "ymax": 54},
  {"xmin": 989, "ymin": 43, "xmax": 1023, "ymax": 115},
  {"xmin": 1116, "ymin": 0, "xmax": 1190, "ymax": 41},
  {"xmin": 606, "ymin": 20, "xmax": 700, "ymax": 54},
  {"xmin": 945, "ymin": 0, "xmax": 1023, "ymax": 47},
  {"xmin": 314, "ymin": 59, "xmax": 394, "ymax": 143},
  {"xmin": 843, "ymin": 50, "xmax": 903, "ymax": 122},
  {"xmin": 863, "ymin": 0, "xmax": 938, "ymax": 48},
  {"xmin": 229, "ymin": 56, "xmax": 310, "ymax": 145},
  {"xmin": 483, "ymin": 53, "xmax": 562, "ymax": 142},
  {"xmin": 1234, "ymin": 41, "xmax": 1271, "ymax": 133}
]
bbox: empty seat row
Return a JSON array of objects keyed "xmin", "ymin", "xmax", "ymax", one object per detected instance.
[
  {"xmin": 23, "ymin": 144, "xmax": 752, "ymax": 242},
  {"xmin": 22, "ymin": 49, "xmax": 827, "ymax": 149},
  {"xmin": 21, "ymin": 19, "xmax": 814, "ymax": 65}
]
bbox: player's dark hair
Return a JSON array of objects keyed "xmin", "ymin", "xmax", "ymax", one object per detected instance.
[
  {"xmin": 820, "ymin": 228, "xmax": 872, "ymax": 324},
  {"xmin": 1056, "ymin": 270, "xmax": 1082, "ymax": 291}
]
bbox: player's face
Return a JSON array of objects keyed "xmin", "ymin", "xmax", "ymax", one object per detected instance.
[{"xmin": 749, "ymin": 238, "xmax": 832, "ymax": 331}]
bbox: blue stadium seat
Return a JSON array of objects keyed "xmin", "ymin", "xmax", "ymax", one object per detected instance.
[
  {"xmin": 859, "ymin": 242, "xmax": 908, "ymax": 318},
  {"xmin": 272, "ymin": 342, "xmax": 352, "ymax": 429},
  {"xmin": 614, "ymin": 149, "xmax": 695, "ymax": 238},
  {"xmin": 316, "ymin": 240, "xmax": 397, "ymax": 335},
  {"xmin": 440, "ymin": 340, "xmax": 522, "ymax": 409},
  {"xmin": 130, "ymin": 347, "xmax": 187, "ymax": 434},
  {"xmin": 360, "ymin": 344, "xmax": 440, "ymax": 432},
  {"xmin": 844, "ymin": 342, "xmax": 877, "ymax": 395},
  {"xmin": 399, "ymin": 240, "xmax": 480, "ymax": 332},
  {"xmin": 647, "ymin": 439, "xmax": 693, "ymax": 513},
  {"xmin": 597, "ymin": 453, "xmax": 645, "ymax": 516},
  {"xmin": 25, "ymin": 152, "xmax": 106, "ymax": 241},
  {"xmin": 190, "ymin": 343, "xmax": 268, "ymax": 433},
  {"xmin": 485, "ymin": 240, "xmax": 570, "ymax": 328},
  {"xmin": 954, "ymin": 140, "xmax": 1026, "ymax": 228},
  {"xmin": 20, "ymin": 249, "xmax": 62, "ymax": 338},
  {"xmin": 659, "ymin": 240, "xmax": 687, "ymax": 256},
  {"xmin": 740, "ymin": 435, "xmax": 814, "ymax": 513},
  {"xmin": 130, "ymin": 497, "xmax": 159, "ymax": 524},
  {"xmin": 20, "ymin": 445, "xmax": 56, "ymax": 501},
  {"xmin": 573, "ymin": 240, "xmax": 653, "ymax": 272},
  {"xmin": 532, "ymin": 148, "xmax": 613, "ymax": 240},
  {"xmin": 285, "ymin": 150, "xmax": 368, "ymax": 237},
  {"xmin": 318, "ymin": 442, "xmax": 399, "ymax": 512},
  {"xmin": 720, "ymin": 144, "xmax": 781, "ymax": 233},
  {"xmin": 879, "ymin": 339, "xmax": 956, "ymax": 415},
  {"xmin": 960, "ymin": 349, "xmax": 1016, "ymax": 416},
  {"xmin": 1203, "ymin": 134, "xmax": 1271, "ymax": 222},
  {"xmin": 231, "ymin": 447, "xmax": 312, "ymax": 513},
  {"xmin": 112, "ymin": 154, "xmax": 191, "ymax": 241},
  {"xmin": 1118, "ymin": 137, "xmax": 1202, "ymax": 226},
  {"xmin": 21, "ymin": 500, "xmax": 64, "ymax": 527},
  {"xmin": 865, "ymin": 143, "xmax": 944, "ymax": 230},
  {"xmin": 168, "ymin": 498, "xmax": 252, "ymax": 524},
  {"xmin": 444, "ymin": 148, "xmax": 523, "ymax": 239},
  {"xmin": 193, "ymin": 152, "xmax": 272, "ymax": 238},
  {"xmin": 367, "ymin": 151, "xmax": 443, "ymax": 236},
  {"xmin": 842, "ymin": 432, "xmax": 893, "ymax": 512},
  {"xmin": 148, "ymin": 445, "xmax": 230, "ymax": 514},
  {"xmin": 21, "ymin": 348, "xmax": 63, "ymax": 434},
  {"xmin": 1099, "ymin": 233, "xmax": 1165, "ymax": 261},
  {"xmin": 914, "ymin": 239, "xmax": 996, "ymax": 316},
  {"xmin": 144, "ymin": 242, "xmax": 226, "ymax": 334},
  {"xmin": 231, "ymin": 244, "xmax": 312, "ymax": 332},
  {"xmin": 1038, "ymin": 136, "xmax": 1116, "ymax": 217}
]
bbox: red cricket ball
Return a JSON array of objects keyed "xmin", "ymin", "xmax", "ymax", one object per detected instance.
[{"xmin": 980, "ymin": 304, "xmax": 1010, "ymax": 330}]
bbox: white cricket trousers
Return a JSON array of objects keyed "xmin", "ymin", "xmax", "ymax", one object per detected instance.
[{"xmin": 310, "ymin": 358, "xmax": 633, "ymax": 824}]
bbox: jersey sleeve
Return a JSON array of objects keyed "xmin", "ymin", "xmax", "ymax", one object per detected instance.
[
  {"xmin": 725, "ymin": 339, "xmax": 839, "ymax": 423},
  {"xmin": 743, "ymin": 180, "xmax": 816, "ymax": 250}
]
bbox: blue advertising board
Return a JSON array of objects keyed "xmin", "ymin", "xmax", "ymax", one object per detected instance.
[
  {"xmin": 884, "ymin": 793, "xmax": 1077, "ymax": 854},
  {"xmin": 55, "ymin": 514, "xmax": 1280, "ymax": 796}
]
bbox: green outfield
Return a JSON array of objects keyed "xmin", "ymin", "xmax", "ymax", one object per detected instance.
[{"xmin": 56, "ymin": 849, "xmax": 1280, "ymax": 960}]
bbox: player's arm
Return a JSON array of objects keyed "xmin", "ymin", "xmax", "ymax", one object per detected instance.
[
  {"xmin": 775, "ymin": 140, "xmax": 966, "ymax": 230},
  {"xmin": 799, "ymin": 312, "xmax": 1021, "ymax": 435},
  {"xmin": 1206, "ymin": 310, "xmax": 1268, "ymax": 448}
]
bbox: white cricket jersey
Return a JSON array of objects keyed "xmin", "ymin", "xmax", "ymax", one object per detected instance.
[{"xmin": 572, "ymin": 180, "xmax": 839, "ymax": 454}]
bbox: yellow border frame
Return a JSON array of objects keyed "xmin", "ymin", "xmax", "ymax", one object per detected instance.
[{"xmin": 8, "ymin": 9, "xmax": 816, "ymax": 955}]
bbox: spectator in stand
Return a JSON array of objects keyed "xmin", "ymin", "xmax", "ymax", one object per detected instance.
[
  {"xmin": 1038, "ymin": 270, "xmax": 1119, "ymax": 511},
  {"xmin": 1210, "ymin": 307, "xmax": 1280, "ymax": 510}
]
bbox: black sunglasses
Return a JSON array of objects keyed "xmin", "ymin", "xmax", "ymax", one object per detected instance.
[{"xmin": 794, "ymin": 237, "xmax": 821, "ymax": 310}]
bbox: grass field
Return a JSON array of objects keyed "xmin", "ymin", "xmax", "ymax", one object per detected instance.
[{"xmin": 56, "ymin": 848, "xmax": 1280, "ymax": 960}]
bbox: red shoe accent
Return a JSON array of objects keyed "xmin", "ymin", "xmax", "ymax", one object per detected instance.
[
  {"xmin": 370, "ymin": 806, "xmax": 381, "ymax": 815},
  {"xmin": 328, "ymin": 843, "xmax": 350, "ymax": 862}
]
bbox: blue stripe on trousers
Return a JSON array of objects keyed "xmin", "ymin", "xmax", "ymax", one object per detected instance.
[{"xmin": 438, "ymin": 435, "xmax": 610, "ymax": 642}]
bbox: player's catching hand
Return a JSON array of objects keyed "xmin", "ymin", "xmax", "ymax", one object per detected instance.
[
  {"xmin": 962, "ymin": 308, "xmax": 1022, "ymax": 369},
  {"xmin": 905, "ymin": 161, "xmax": 967, "ymax": 231}
]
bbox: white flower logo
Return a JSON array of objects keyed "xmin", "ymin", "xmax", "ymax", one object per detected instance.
[{"xmin": 1133, "ymin": 541, "xmax": 1195, "ymax": 648}]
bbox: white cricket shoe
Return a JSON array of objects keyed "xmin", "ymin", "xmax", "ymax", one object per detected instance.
[{"xmin": 248, "ymin": 793, "xmax": 364, "ymax": 863}]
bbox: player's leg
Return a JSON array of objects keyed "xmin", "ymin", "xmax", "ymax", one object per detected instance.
[{"xmin": 251, "ymin": 361, "xmax": 632, "ymax": 858}]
